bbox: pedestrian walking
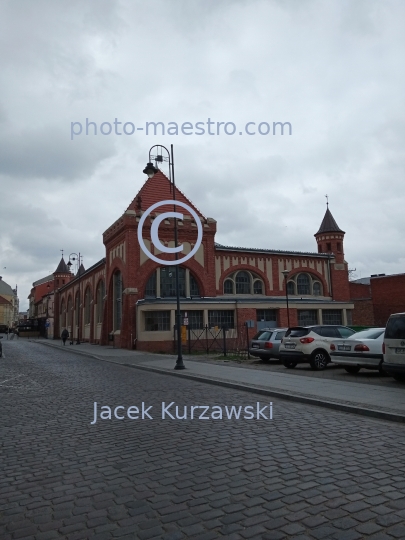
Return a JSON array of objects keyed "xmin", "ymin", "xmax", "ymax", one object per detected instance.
[{"xmin": 61, "ymin": 328, "xmax": 69, "ymax": 346}]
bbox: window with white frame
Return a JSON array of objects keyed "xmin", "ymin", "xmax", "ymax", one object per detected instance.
[
  {"xmin": 223, "ymin": 271, "xmax": 264, "ymax": 295},
  {"xmin": 286, "ymin": 273, "xmax": 324, "ymax": 297}
]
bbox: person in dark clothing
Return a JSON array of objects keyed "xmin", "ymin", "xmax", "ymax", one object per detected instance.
[{"xmin": 61, "ymin": 328, "xmax": 69, "ymax": 346}]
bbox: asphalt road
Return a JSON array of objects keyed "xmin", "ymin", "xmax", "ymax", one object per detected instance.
[{"xmin": 1, "ymin": 339, "xmax": 405, "ymax": 540}]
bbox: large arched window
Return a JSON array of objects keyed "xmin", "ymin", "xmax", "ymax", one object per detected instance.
[
  {"xmin": 96, "ymin": 280, "xmax": 105, "ymax": 323},
  {"xmin": 113, "ymin": 271, "xmax": 123, "ymax": 331},
  {"xmin": 74, "ymin": 292, "xmax": 79, "ymax": 326},
  {"xmin": 84, "ymin": 287, "xmax": 91, "ymax": 325},
  {"xmin": 60, "ymin": 298, "xmax": 66, "ymax": 328},
  {"xmin": 143, "ymin": 267, "xmax": 200, "ymax": 299},
  {"xmin": 67, "ymin": 296, "xmax": 73, "ymax": 328},
  {"xmin": 223, "ymin": 270, "xmax": 264, "ymax": 295},
  {"xmin": 285, "ymin": 273, "xmax": 325, "ymax": 297}
]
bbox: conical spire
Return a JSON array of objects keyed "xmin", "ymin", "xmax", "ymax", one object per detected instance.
[
  {"xmin": 54, "ymin": 257, "xmax": 69, "ymax": 274},
  {"xmin": 76, "ymin": 263, "xmax": 85, "ymax": 277},
  {"xmin": 315, "ymin": 207, "xmax": 345, "ymax": 235}
]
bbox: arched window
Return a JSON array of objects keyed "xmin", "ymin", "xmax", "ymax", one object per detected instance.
[
  {"xmin": 113, "ymin": 271, "xmax": 123, "ymax": 331},
  {"xmin": 84, "ymin": 287, "xmax": 91, "ymax": 325},
  {"xmin": 297, "ymin": 274, "xmax": 310, "ymax": 295},
  {"xmin": 287, "ymin": 281, "xmax": 295, "ymax": 295},
  {"xmin": 253, "ymin": 280, "xmax": 263, "ymax": 294},
  {"xmin": 96, "ymin": 280, "xmax": 105, "ymax": 323},
  {"xmin": 224, "ymin": 279, "xmax": 234, "ymax": 294},
  {"xmin": 190, "ymin": 274, "xmax": 200, "ymax": 297},
  {"xmin": 67, "ymin": 296, "xmax": 73, "ymax": 327},
  {"xmin": 60, "ymin": 298, "xmax": 66, "ymax": 328},
  {"xmin": 74, "ymin": 292, "xmax": 79, "ymax": 326},
  {"xmin": 313, "ymin": 282, "xmax": 322, "ymax": 296},
  {"xmin": 236, "ymin": 271, "xmax": 251, "ymax": 294}
]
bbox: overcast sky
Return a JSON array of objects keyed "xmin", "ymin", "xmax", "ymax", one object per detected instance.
[{"xmin": 1, "ymin": 0, "xmax": 404, "ymax": 310}]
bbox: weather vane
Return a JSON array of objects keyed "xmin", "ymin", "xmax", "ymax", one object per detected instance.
[{"xmin": 325, "ymin": 194, "xmax": 329, "ymax": 207}]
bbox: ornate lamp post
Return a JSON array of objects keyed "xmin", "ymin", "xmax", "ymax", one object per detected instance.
[
  {"xmin": 67, "ymin": 253, "xmax": 83, "ymax": 345},
  {"xmin": 143, "ymin": 145, "xmax": 185, "ymax": 370},
  {"xmin": 281, "ymin": 270, "xmax": 291, "ymax": 328},
  {"xmin": 45, "ymin": 283, "xmax": 50, "ymax": 339}
]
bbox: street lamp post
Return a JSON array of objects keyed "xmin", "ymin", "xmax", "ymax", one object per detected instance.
[
  {"xmin": 281, "ymin": 270, "xmax": 291, "ymax": 328},
  {"xmin": 143, "ymin": 145, "xmax": 185, "ymax": 370},
  {"xmin": 67, "ymin": 253, "xmax": 83, "ymax": 345}
]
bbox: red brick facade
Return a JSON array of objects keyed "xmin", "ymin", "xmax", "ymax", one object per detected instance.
[{"xmin": 42, "ymin": 170, "xmax": 357, "ymax": 352}]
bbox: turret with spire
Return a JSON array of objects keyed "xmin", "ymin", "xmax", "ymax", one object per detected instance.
[
  {"xmin": 53, "ymin": 257, "xmax": 72, "ymax": 288},
  {"xmin": 314, "ymin": 198, "xmax": 345, "ymax": 264}
]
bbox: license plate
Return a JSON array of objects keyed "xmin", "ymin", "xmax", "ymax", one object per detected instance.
[
  {"xmin": 252, "ymin": 344, "xmax": 259, "ymax": 348},
  {"xmin": 395, "ymin": 348, "xmax": 405, "ymax": 354},
  {"xmin": 285, "ymin": 343, "xmax": 296, "ymax": 349},
  {"xmin": 338, "ymin": 345, "xmax": 351, "ymax": 351}
]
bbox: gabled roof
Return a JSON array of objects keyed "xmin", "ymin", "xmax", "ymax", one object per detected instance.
[
  {"xmin": 127, "ymin": 170, "xmax": 206, "ymax": 219},
  {"xmin": 0, "ymin": 278, "xmax": 15, "ymax": 296},
  {"xmin": 315, "ymin": 207, "xmax": 345, "ymax": 235},
  {"xmin": 54, "ymin": 257, "xmax": 69, "ymax": 274},
  {"xmin": 0, "ymin": 295, "xmax": 12, "ymax": 305}
]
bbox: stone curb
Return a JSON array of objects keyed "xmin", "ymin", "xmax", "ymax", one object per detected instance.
[{"xmin": 33, "ymin": 340, "xmax": 405, "ymax": 424}]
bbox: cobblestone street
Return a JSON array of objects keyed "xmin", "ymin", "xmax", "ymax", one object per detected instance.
[{"xmin": 1, "ymin": 339, "xmax": 405, "ymax": 540}]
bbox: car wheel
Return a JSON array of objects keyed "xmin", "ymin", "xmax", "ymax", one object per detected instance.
[
  {"xmin": 283, "ymin": 360, "xmax": 297, "ymax": 369},
  {"xmin": 344, "ymin": 366, "xmax": 360, "ymax": 374},
  {"xmin": 310, "ymin": 350, "xmax": 330, "ymax": 370},
  {"xmin": 392, "ymin": 373, "xmax": 405, "ymax": 383}
]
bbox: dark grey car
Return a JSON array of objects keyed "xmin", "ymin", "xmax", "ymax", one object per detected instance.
[{"xmin": 249, "ymin": 328, "xmax": 287, "ymax": 361}]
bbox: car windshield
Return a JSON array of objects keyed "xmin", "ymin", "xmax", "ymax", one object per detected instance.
[
  {"xmin": 275, "ymin": 331, "xmax": 286, "ymax": 340},
  {"xmin": 385, "ymin": 316, "xmax": 405, "ymax": 339},
  {"xmin": 252, "ymin": 331, "xmax": 272, "ymax": 340},
  {"xmin": 285, "ymin": 327, "xmax": 309, "ymax": 338},
  {"xmin": 351, "ymin": 329, "xmax": 384, "ymax": 340}
]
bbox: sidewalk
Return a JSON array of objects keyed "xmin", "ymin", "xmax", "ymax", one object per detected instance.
[{"xmin": 34, "ymin": 338, "xmax": 405, "ymax": 423}]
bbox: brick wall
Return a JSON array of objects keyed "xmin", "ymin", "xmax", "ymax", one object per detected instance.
[{"xmin": 371, "ymin": 274, "xmax": 405, "ymax": 326}]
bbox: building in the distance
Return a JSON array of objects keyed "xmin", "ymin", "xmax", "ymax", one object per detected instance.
[
  {"xmin": 350, "ymin": 273, "xmax": 405, "ymax": 326},
  {"xmin": 0, "ymin": 276, "xmax": 19, "ymax": 327},
  {"xmin": 27, "ymin": 169, "xmax": 356, "ymax": 352}
]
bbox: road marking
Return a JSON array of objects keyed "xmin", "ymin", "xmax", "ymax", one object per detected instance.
[{"xmin": 0, "ymin": 374, "xmax": 23, "ymax": 385}]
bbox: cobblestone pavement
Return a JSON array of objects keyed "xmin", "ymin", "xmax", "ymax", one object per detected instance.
[{"xmin": 1, "ymin": 339, "xmax": 405, "ymax": 540}]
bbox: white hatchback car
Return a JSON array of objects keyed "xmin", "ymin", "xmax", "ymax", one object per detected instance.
[
  {"xmin": 329, "ymin": 328, "xmax": 385, "ymax": 374},
  {"xmin": 382, "ymin": 312, "xmax": 405, "ymax": 382},
  {"xmin": 279, "ymin": 325, "xmax": 356, "ymax": 370}
]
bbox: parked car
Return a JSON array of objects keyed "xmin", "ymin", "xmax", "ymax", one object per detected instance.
[
  {"xmin": 0, "ymin": 335, "xmax": 3, "ymax": 357},
  {"xmin": 329, "ymin": 328, "xmax": 385, "ymax": 374},
  {"xmin": 0, "ymin": 324, "xmax": 9, "ymax": 333},
  {"xmin": 382, "ymin": 312, "xmax": 405, "ymax": 382},
  {"xmin": 249, "ymin": 328, "xmax": 287, "ymax": 361},
  {"xmin": 279, "ymin": 325, "xmax": 356, "ymax": 370}
]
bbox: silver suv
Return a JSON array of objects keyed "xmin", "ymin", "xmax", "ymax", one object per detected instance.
[
  {"xmin": 249, "ymin": 328, "xmax": 287, "ymax": 361},
  {"xmin": 279, "ymin": 325, "xmax": 356, "ymax": 370},
  {"xmin": 382, "ymin": 313, "xmax": 405, "ymax": 382}
]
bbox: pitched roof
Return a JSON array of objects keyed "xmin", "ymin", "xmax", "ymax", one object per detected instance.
[
  {"xmin": 315, "ymin": 207, "xmax": 345, "ymax": 235},
  {"xmin": 215, "ymin": 243, "xmax": 331, "ymax": 258},
  {"xmin": 54, "ymin": 257, "xmax": 69, "ymax": 274},
  {"xmin": 0, "ymin": 295, "xmax": 12, "ymax": 305},
  {"xmin": 127, "ymin": 170, "xmax": 206, "ymax": 219},
  {"xmin": 0, "ymin": 278, "xmax": 15, "ymax": 296}
]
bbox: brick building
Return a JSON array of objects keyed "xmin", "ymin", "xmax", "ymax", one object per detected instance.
[
  {"xmin": 35, "ymin": 170, "xmax": 355, "ymax": 352},
  {"xmin": 350, "ymin": 273, "xmax": 405, "ymax": 327}
]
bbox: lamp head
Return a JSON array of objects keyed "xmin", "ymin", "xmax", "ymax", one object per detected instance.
[{"xmin": 143, "ymin": 162, "xmax": 158, "ymax": 178}]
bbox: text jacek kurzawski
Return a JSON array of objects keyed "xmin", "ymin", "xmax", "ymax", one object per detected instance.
[{"xmin": 91, "ymin": 402, "xmax": 273, "ymax": 424}]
